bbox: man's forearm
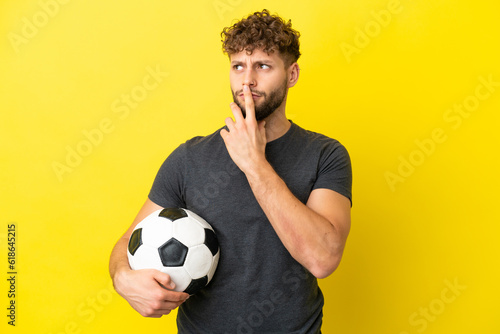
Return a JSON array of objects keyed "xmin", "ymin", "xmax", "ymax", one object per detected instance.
[
  {"xmin": 109, "ymin": 237, "xmax": 131, "ymax": 282},
  {"xmin": 245, "ymin": 160, "xmax": 345, "ymax": 278}
]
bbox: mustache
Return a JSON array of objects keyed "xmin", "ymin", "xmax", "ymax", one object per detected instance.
[{"xmin": 234, "ymin": 89, "xmax": 266, "ymax": 97}]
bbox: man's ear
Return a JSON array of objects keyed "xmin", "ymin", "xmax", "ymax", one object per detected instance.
[{"xmin": 287, "ymin": 62, "xmax": 300, "ymax": 88}]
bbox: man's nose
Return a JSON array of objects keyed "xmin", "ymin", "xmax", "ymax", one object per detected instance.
[{"xmin": 243, "ymin": 68, "xmax": 256, "ymax": 87}]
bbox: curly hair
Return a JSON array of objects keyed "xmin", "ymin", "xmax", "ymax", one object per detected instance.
[{"xmin": 221, "ymin": 9, "xmax": 301, "ymax": 68}]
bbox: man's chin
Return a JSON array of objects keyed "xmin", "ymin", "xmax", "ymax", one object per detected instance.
[
  {"xmin": 233, "ymin": 97, "xmax": 278, "ymax": 120},
  {"xmin": 239, "ymin": 108, "xmax": 273, "ymax": 121}
]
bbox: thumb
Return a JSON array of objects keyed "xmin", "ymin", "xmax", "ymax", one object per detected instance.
[{"xmin": 153, "ymin": 271, "xmax": 176, "ymax": 290}]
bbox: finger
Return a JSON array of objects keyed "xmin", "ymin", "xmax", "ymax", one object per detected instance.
[
  {"xmin": 220, "ymin": 128, "xmax": 229, "ymax": 141},
  {"xmin": 153, "ymin": 272, "xmax": 188, "ymax": 301},
  {"xmin": 145, "ymin": 307, "xmax": 172, "ymax": 318},
  {"xmin": 153, "ymin": 271, "xmax": 176, "ymax": 290},
  {"xmin": 148, "ymin": 291, "xmax": 188, "ymax": 315},
  {"xmin": 230, "ymin": 102, "xmax": 245, "ymax": 123},
  {"xmin": 165, "ymin": 290, "xmax": 190, "ymax": 302},
  {"xmin": 162, "ymin": 299, "xmax": 185, "ymax": 310},
  {"xmin": 137, "ymin": 302, "xmax": 171, "ymax": 318},
  {"xmin": 243, "ymin": 84, "xmax": 256, "ymax": 122},
  {"xmin": 155, "ymin": 296, "xmax": 188, "ymax": 314},
  {"xmin": 224, "ymin": 116, "xmax": 235, "ymax": 132},
  {"xmin": 155, "ymin": 301, "xmax": 181, "ymax": 312}
]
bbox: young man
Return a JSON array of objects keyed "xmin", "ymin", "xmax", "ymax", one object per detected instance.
[{"xmin": 109, "ymin": 9, "xmax": 352, "ymax": 333}]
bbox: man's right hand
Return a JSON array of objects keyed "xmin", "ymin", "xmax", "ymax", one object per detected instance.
[
  {"xmin": 113, "ymin": 268, "xmax": 189, "ymax": 317},
  {"xmin": 109, "ymin": 199, "xmax": 190, "ymax": 317}
]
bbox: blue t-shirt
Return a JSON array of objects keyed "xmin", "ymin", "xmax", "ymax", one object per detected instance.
[{"xmin": 149, "ymin": 121, "xmax": 352, "ymax": 333}]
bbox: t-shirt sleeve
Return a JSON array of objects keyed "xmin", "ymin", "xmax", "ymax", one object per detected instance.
[
  {"xmin": 312, "ymin": 141, "xmax": 353, "ymax": 206},
  {"xmin": 148, "ymin": 144, "xmax": 187, "ymax": 208}
]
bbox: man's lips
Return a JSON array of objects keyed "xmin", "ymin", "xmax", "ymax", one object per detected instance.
[{"xmin": 239, "ymin": 93, "xmax": 261, "ymax": 98}]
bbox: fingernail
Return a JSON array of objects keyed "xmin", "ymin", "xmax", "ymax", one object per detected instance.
[{"xmin": 243, "ymin": 85, "xmax": 249, "ymax": 92}]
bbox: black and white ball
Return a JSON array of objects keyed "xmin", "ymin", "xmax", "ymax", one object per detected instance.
[{"xmin": 127, "ymin": 208, "xmax": 220, "ymax": 295}]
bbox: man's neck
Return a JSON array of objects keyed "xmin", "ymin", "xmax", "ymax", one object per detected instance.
[{"xmin": 263, "ymin": 110, "xmax": 291, "ymax": 143}]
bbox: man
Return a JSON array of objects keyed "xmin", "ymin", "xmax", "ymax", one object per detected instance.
[{"xmin": 109, "ymin": 9, "xmax": 352, "ymax": 333}]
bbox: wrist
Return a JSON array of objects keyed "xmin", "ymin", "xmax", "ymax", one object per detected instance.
[
  {"xmin": 112, "ymin": 264, "xmax": 132, "ymax": 294},
  {"xmin": 244, "ymin": 158, "xmax": 275, "ymax": 186}
]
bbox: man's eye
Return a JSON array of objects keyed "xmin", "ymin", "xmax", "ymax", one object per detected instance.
[
  {"xmin": 259, "ymin": 64, "xmax": 270, "ymax": 69},
  {"xmin": 233, "ymin": 65, "xmax": 243, "ymax": 70}
]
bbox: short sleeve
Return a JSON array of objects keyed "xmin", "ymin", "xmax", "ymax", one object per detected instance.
[
  {"xmin": 312, "ymin": 142, "xmax": 353, "ymax": 206},
  {"xmin": 148, "ymin": 144, "xmax": 187, "ymax": 208}
]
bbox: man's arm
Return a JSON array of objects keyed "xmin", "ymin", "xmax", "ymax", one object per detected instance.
[
  {"xmin": 245, "ymin": 166, "xmax": 351, "ymax": 279},
  {"xmin": 220, "ymin": 84, "xmax": 351, "ymax": 278},
  {"xmin": 109, "ymin": 199, "xmax": 189, "ymax": 317}
]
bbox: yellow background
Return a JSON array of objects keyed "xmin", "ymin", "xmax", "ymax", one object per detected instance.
[{"xmin": 1, "ymin": 0, "xmax": 499, "ymax": 333}]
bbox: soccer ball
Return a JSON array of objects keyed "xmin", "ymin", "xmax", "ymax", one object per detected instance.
[{"xmin": 127, "ymin": 208, "xmax": 220, "ymax": 295}]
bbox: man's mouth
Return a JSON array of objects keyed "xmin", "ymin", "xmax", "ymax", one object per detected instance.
[{"xmin": 239, "ymin": 93, "xmax": 261, "ymax": 99}]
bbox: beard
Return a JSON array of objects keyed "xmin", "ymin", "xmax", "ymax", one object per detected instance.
[{"xmin": 232, "ymin": 78, "xmax": 288, "ymax": 121}]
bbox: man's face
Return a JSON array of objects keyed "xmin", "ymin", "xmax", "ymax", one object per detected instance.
[{"xmin": 229, "ymin": 49, "xmax": 289, "ymax": 121}]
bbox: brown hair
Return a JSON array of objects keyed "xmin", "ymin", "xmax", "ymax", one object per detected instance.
[{"xmin": 221, "ymin": 9, "xmax": 301, "ymax": 68}]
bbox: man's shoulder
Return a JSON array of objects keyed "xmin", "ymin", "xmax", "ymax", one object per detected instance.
[
  {"xmin": 290, "ymin": 122, "xmax": 345, "ymax": 150},
  {"xmin": 181, "ymin": 126, "xmax": 225, "ymax": 149},
  {"xmin": 173, "ymin": 126, "xmax": 227, "ymax": 161}
]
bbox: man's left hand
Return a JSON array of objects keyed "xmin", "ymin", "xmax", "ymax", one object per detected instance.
[{"xmin": 220, "ymin": 84, "xmax": 267, "ymax": 174}]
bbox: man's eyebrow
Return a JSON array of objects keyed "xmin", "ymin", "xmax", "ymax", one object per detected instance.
[{"xmin": 230, "ymin": 59, "xmax": 275, "ymax": 65}]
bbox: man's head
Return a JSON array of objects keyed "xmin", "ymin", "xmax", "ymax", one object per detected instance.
[{"xmin": 221, "ymin": 9, "xmax": 301, "ymax": 121}]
